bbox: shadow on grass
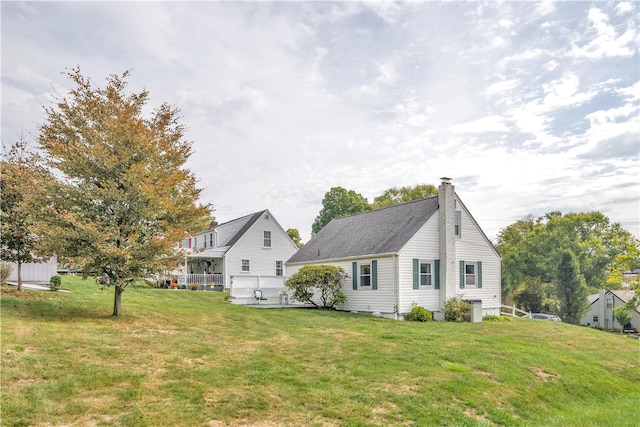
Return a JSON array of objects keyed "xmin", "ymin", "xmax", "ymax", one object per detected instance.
[{"xmin": 1, "ymin": 294, "xmax": 114, "ymax": 321}]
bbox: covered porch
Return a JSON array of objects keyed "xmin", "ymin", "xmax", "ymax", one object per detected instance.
[{"xmin": 183, "ymin": 248, "xmax": 227, "ymax": 288}]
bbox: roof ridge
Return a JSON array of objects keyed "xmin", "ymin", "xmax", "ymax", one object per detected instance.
[{"xmin": 333, "ymin": 195, "xmax": 439, "ymax": 222}]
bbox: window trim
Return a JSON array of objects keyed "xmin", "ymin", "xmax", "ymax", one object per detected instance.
[
  {"xmin": 263, "ymin": 230, "xmax": 272, "ymax": 248},
  {"xmin": 275, "ymin": 260, "xmax": 283, "ymax": 276},
  {"xmin": 465, "ymin": 263, "xmax": 476, "ymax": 287},
  {"xmin": 454, "ymin": 210, "xmax": 462, "ymax": 237},
  {"xmin": 360, "ymin": 263, "xmax": 371, "ymax": 287},
  {"xmin": 459, "ymin": 261, "xmax": 482, "ymax": 289},
  {"xmin": 241, "ymin": 259, "xmax": 251, "ymax": 273},
  {"xmin": 420, "ymin": 261, "xmax": 433, "ymax": 287}
]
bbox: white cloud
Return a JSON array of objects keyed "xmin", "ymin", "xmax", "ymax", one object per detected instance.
[
  {"xmin": 452, "ymin": 115, "xmax": 510, "ymax": 133},
  {"xmin": 614, "ymin": 2, "xmax": 634, "ymax": 16},
  {"xmin": 484, "ymin": 79, "xmax": 518, "ymax": 96},
  {"xmin": 570, "ymin": 7, "xmax": 637, "ymax": 58}
]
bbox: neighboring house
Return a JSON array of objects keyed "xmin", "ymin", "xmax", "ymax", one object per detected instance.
[
  {"xmin": 286, "ymin": 178, "xmax": 501, "ymax": 319},
  {"xmin": 182, "ymin": 209, "xmax": 298, "ymax": 301},
  {"xmin": 7, "ymin": 257, "xmax": 58, "ymax": 283},
  {"xmin": 581, "ymin": 289, "xmax": 640, "ymax": 331},
  {"xmin": 622, "ymin": 269, "xmax": 640, "ymax": 288}
]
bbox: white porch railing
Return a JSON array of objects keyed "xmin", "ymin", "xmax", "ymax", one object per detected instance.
[
  {"xmin": 181, "ymin": 273, "xmax": 224, "ymax": 286},
  {"xmin": 500, "ymin": 304, "xmax": 532, "ymax": 318}
]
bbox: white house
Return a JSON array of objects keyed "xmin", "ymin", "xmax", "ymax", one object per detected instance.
[
  {"xmin": 581, "ymin": 289, "xmax": 640, "ymax": 331},
  {"xmin": 181, "ymin": 209, "xmax": 299, "ymax": 302},
  {"xmin": 286, "ymin": 178, "xmax": 501, "ymax": 319}
]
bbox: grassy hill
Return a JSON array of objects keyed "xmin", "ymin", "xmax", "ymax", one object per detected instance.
[{"xmin": 2, "ymin": 276, "xmax": 639, "ymax": 426}]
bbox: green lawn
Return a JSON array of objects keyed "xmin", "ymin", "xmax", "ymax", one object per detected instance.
[{"xmin": 2, "ymin": 276, "xmax": 639, "ymax": 426}]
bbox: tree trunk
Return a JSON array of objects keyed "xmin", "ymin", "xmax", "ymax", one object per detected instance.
[
  {"xmin": 17, "ymin": 260, "xmax": 22, "ymax": 291},
  {"xmin": 112, "ymin": 285, "xmax": 124, "ymax": 316}
]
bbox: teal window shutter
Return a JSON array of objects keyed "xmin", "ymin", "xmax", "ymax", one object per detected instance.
[
  {"xmin": 372, "ymin": 260, "xmax": 378, "ymax": 290},
  {"xmin": 412, "ymin": 259, "xmax": 419, "ymax": 289},
  {"xmin": 352, "ymin": 262, "xmax": 358, "ymax": 290},
  {"xmin": 459, "ymin": 261, "xmax": 465, "ymax": 289},
  {"xmin": 477, "ymin": 261, "xmax": 482, "ymax": 288},
  {"xmin": 434, "ymin": 259, "xmax": 440, "ymax": 289}
]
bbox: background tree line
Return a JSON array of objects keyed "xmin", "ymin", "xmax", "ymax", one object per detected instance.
[{"xmin": 496, "ymin": 212, "xmax": 639, "ymax": 323}]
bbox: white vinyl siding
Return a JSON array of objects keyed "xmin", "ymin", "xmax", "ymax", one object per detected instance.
[
  {"xmin": 287, "ymin": 256, "xmax": 396, "ymax": 314},
  {"xmin": 224, "ymin": 211, "xmax": 298, "ymax": 288},
  {"xmin": 397, "ymin": 215, "xmax": 440, "ymax": 313},
  {"xmin": 453, "ymin": 200, "xmax": 501, "ymax": 313}
]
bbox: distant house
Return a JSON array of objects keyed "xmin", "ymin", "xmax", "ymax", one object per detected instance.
[
  {"xmin": 286, "ymin": 178, "xmax": 501, "ymax": 319},
  {"xmin": 7, "ymin": 257, "xmax": 58, "ymax": 283},
  {"xmin": 182, "ymin": 209, "xmax": 298, "ymax": 301},
  {"xmin": 581, "ymin": 289, "xmax": 640, "ymax": 331}
]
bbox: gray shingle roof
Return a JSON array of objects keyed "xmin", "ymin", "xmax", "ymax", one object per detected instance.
[{"xmin": 288, "ymin": 197, "xmax": 439, "ymax": 263}]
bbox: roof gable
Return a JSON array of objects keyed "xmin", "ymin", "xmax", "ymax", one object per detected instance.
[
  {"xmin": 216, "ymin": 210, "xmax": 265, "ymax": 248},
  {"xmin": 288, "ymin": 197, "xmax": 439, "ymax": 263}
]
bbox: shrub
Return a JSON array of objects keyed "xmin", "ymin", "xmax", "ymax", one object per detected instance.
[
  {"xmin": 404, "ymin": 302, "xmax": 433, "ymax": 322},
  {"xmin": 188, "ymin": 283, "xmax": 201, "ymax": 290},
  {"xmin": 444, "ymin": 296, "xmax": 470, "ymax": 322},
  {"xmin": 49, "ymin": 275, "xmax": 62, "ymax": 291},
  {"xmin": 285, "ymin": 265, "xmax": 347, "ymax": 309},
  {"xmin": 0, "ymin": 262, "xmax": 13, "ymax": 285}
]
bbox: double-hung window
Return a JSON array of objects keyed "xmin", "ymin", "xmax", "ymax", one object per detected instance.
[
  {"xmin": 465, "ymin": 264, "xmax": 476, "ymax": 286},
  {"xmin": 360, "ymin": 264, "xmax": 371, "ymax": 287},
  {"xmin": 420, "ymin": 262, "xmax": 432, "ymax": 287},
  {"xmin": 352, "ymin": 261, "xmax": 378, "ymax": 290},
  {"xmin": 275, "ymin": 261, "xmax": 283, "ymax": 276},
  {"xmin": 241, "ymin": 259, "xmax": 250, "ymax": 272},
  {"xmin": 263, "ymin": 231, "xmax": 272, "ymax": 248}
]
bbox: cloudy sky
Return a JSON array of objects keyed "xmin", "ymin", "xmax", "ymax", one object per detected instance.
[{"xmin": 2, "ymin": 1, "xmax": 639, "ymax": 242}]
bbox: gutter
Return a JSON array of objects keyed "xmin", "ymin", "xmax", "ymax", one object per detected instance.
[{"xmin": 287, "ymin": 252, "xmax": 400, "ymax": 266}]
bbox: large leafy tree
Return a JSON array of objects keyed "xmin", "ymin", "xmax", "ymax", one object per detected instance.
[
  {"xmin": 371, "ymin": 183, "xmax": 437, "ymax": 209},
  {"xmin": 311, "ymin": 187, "xmax": 370, "ymax": 235},
  {"xmin": 0, "ymin": 139, "xmax": 52, "ymax": 290},
  {"xmin": 555, "ymin": 250, "xmax": 589, "ymax": 324},
  {"xmin": 286, "ymin": 228, "xmax": 304, "ymax": 248},
  {"xmin": 37, "ymin": 67, "xmax": 211, "ymax": 316},
  {"xmin": 512, "ymin": 277, "xmax": 557, "ymax": 314}
]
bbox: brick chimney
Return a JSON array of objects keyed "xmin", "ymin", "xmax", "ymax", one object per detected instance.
[
  {"xmin": 210, "ymin": 220, "xmax": 218, "ymax": 229},
  {"xmin": 438, "ymin": 177, "xmax": 456, "ymax": 309}
]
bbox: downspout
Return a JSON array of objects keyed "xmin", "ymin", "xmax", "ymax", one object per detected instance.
[{"xmin": 394, "ymin": 254, "xmax": 400, "ymax": 320}]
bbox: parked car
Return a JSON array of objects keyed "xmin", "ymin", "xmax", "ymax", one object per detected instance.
[
  {"xmin": 622, "ymin": 324, "xmax": 637, "ymax": 334},
  {"xmin": 531, "ymin": 313, "xmax": 562, "ymax": 322}
]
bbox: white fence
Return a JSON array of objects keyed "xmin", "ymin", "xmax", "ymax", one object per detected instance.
[
  {"xmin": 230, "ymin": 275, "xmax": 288, "ymax": 300},
  {"xmin": 500, "ymin": 304, "xmax": 532, "ymax": 318}
]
